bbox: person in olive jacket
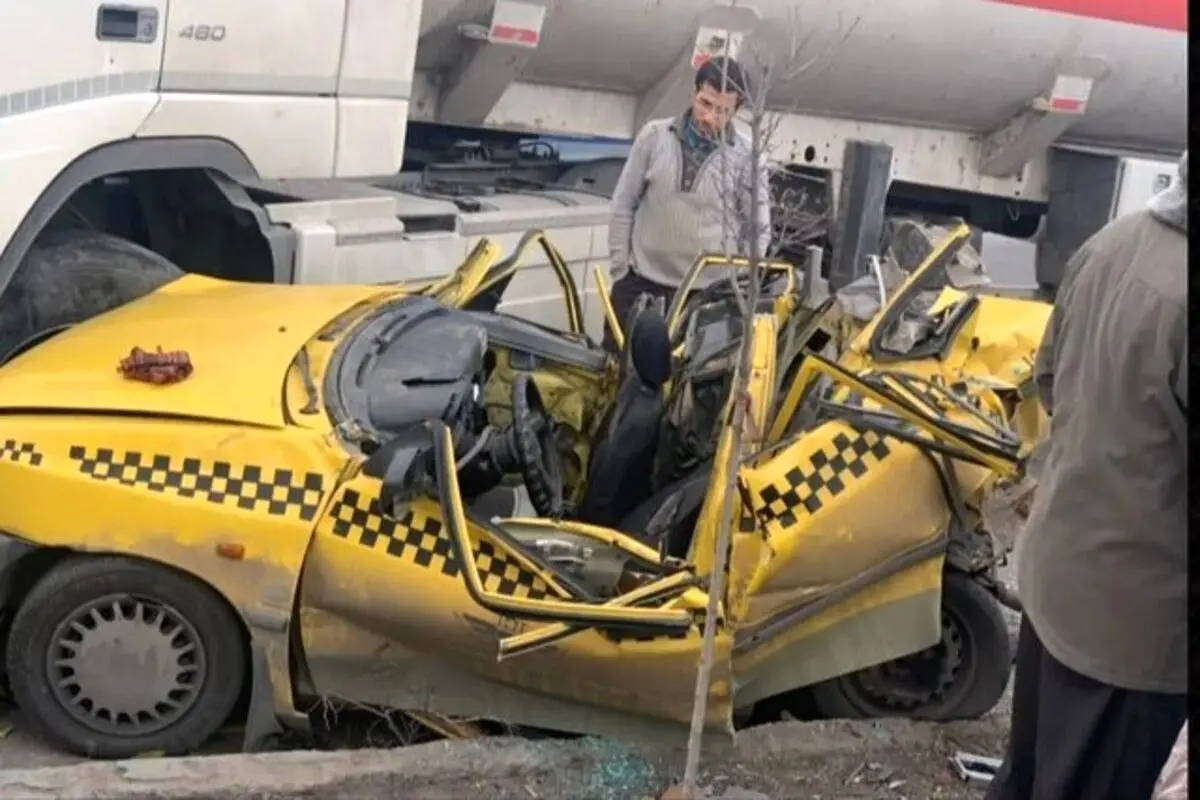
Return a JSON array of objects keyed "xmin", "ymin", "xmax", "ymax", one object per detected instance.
[{"xmin": 987, "ymin": 151, "xmax": 1189, "ymax": 799}]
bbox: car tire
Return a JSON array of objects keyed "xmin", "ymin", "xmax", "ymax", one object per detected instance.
[
  {"xmin": 5, "ymin": 556, "xmax": 247, "ymax": 759},
  {"xmin": 808, "ymin": 571, "xmax": 1013, "ymax": 721},
  {"xmin": 0, "ymin": 230, "xmax": 184, "ymax": 364}
]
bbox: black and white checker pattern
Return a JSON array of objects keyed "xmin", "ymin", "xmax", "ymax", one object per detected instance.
[
  {"xmin": 0, "ymin": 439, "xmax": 43, "ymax": 467},
  {"xmin": 68, "ymin": 446, "xmax": 326, "ymax": 521},
  {"xmin": 753, "ymin": 430, "xmax": 891, "ymax": 529},
  {"xmin": 327, "ymin": 487, "xmax": 552, "ymax": 600}
]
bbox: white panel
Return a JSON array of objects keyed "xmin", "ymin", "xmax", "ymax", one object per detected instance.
[
  {"xmin": 0, "ymin": 99, "xmax": 159, "ymax": 257},
  {"xmin": 339, "ymin": 0, "xmax": 421, "ymax": 98},
  {"xmin": 1, "ymin": 1, "xmax": 166, "ymax": 99},
  {"xmin": 137, "ymin": 95, "xmax": 337, "ymax": 178},
  {"xmin": 160, "ymin": 0, "xmax": 346, "ymax": 96},
  {"xmin": 1113, "ymin": 157, "xmax": 1178, "ymax": 219},
  {"xmin": 0, "ymin": 0, "xmax": 167, "ymax": 248},
  {"xmin": 333, "ymin": 98, "xmax": 410, "ymax": 177}
]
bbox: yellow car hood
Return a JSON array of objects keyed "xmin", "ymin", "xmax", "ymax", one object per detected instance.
[{"xmin": 0, "ymin": 275, "xmax": 395, "ymax": 428}]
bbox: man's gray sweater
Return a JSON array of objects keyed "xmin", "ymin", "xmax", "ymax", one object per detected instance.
[{"xmin": 608, "ymin": 114, "xmax": 771, "ymax": 289}]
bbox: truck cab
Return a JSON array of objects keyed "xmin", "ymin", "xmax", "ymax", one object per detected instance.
[{"xmin": 0, "ymin": 1, "xmax": 416, "ymax": 269}]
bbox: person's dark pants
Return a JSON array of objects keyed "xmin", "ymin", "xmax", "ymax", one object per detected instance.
[
  {"xmin": 601, "ymin": 270, "xmax": 676, "ymax": 353},
  {"xmin": 986, "ymin": 616, "xmax": 1187, "ymax": 800}
]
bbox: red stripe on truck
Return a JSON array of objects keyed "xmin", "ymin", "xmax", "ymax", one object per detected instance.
[
  {"xmin": 988, "ymin": 0, "xmax": 1187, "ymax": 31},
  {"xmin": 490, "ymin": 24, "xmax": 540, "ymax": 45}
]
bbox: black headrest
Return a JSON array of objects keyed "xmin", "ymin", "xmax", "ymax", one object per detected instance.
[{"xmin": 628, "ymin": 308, "xmax": 671, "ymax": 388}]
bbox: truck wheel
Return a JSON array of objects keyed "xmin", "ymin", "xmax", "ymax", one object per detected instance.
[
  {"xmin": 0, "ymin": 231, "xmax": 183, "ymax": 364},
  {"xmin": 5, "ymin": 556, "xmax": 246, "ymax": 759},
  {"xmin": 808, "ymin": 572, "xmax": 1012, "ymax": 721}
]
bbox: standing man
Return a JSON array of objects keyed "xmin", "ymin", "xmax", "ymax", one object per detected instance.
[
  {"xmin": 987, "ymin": 151, "xmax": 1189, "ymax": 799},
  {"xmin": 604, "ymin": 56, "xmax": 772, "ymax": 351}
]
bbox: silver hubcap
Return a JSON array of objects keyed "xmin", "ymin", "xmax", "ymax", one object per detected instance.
[{"xmin": 46, "ymin": 594, "xmax": 207, "ymax": 736}]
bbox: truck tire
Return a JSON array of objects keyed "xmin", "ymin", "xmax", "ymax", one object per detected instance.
[
  {"xmin": 0, "ymin": 231, "xmax": 184, "ymax": 364},
  {"xmin": 5, "ymin": 556, "xmax": 247, "ymax": 759},
  {"xmin": 808, "ymin": 571, "xmax": 1013, "ymax": 721}
]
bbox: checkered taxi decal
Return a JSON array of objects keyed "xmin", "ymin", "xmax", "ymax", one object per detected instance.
[
  {"xmin": 68, "ymin": 446, "xmax": 326, "ymax": 521},
  {"xmin": 326, "ymin": 487, "xmax": 554, "ymax": 600},
  {"xmin": 747, "ymin": 430, "xmax": 891, "ymax": 529},
  {"xmin": 0, "ymin": 440, "xmax": 43, "ymax": 467}
]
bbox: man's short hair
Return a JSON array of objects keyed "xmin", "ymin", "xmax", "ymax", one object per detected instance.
[{"xmin": 695, "ymin": 56, "xmax": 749, "ymax": 105}]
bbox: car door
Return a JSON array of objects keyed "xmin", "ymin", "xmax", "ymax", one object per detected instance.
[
  {"xmin": 729, "ymin": 346, "xmax": 1023, "ymax": 698},
  {"xmin": 296, "ymin": 422, "xmax": 734, "ymax": 740},
  {"xmin": 450, "ymin": 231, "xmax": 587, "ymax": 339},
  {"xmin": 713, "ymin": 313, "xmax": 780, "ymax": 620}
]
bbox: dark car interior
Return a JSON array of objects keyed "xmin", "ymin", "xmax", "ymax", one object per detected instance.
[{"xmin": 329, "ymin": 264, "xmax": 814, "ymax": 561}]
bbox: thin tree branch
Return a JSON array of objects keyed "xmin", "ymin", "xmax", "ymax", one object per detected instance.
[{"xmin": 677, "ymin": 11, "xmax": 858, "ymax": 799}]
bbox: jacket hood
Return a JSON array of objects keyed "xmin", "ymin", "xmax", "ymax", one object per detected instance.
[{"xmin": 1148, "ymin": 150, "xmax": 1188, "ymax": 235}]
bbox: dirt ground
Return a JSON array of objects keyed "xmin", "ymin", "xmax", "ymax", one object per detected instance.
[
  {"xmin": 263, "ymin": 717, "xmax": 1009, "ymax": 800},
  {"xmin": 0, "ymin": 714, "xmax": 1008, "ymax": 800}
]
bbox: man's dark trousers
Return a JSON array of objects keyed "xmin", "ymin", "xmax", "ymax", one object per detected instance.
[
  {"xmin": 601, "ymin": 270, "xmax": 675, "ymax": 353},
  {"xmin": 985, "ymin": 617, "xmax": 1187, "ymax": 800}
]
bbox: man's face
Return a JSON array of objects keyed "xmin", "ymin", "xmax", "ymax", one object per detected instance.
[{"xmin": 691, "ymin": 83, "xmax": 740, "ymax": 138}]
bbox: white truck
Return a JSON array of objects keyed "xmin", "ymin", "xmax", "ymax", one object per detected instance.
[{"xmin": 0, "ymin": 0, "xmax": 1186, "ymax": 354}]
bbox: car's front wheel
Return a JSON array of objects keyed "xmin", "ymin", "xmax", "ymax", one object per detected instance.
[
  {"xmin": 807, "ymin": 571, "xmax": 1013, "ymax": 721},
  {"xmin": 5, "ymin": 556, "xmax": 246, "ymax": 758}
]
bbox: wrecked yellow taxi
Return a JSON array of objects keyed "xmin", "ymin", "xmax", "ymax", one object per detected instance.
[{"xmin": 0, "ymin": 224, "xmax": 1048, "ymax": 758}]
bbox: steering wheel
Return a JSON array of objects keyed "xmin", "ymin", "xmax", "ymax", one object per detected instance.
[{"xmin": 510, "ymin": 373, "xmax": 565, "ymax": 518}]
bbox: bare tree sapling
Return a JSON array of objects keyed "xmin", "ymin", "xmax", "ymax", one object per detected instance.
[{"xmin": 676, "ymin": 10, "xmax": 859, "ymax": 799}]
